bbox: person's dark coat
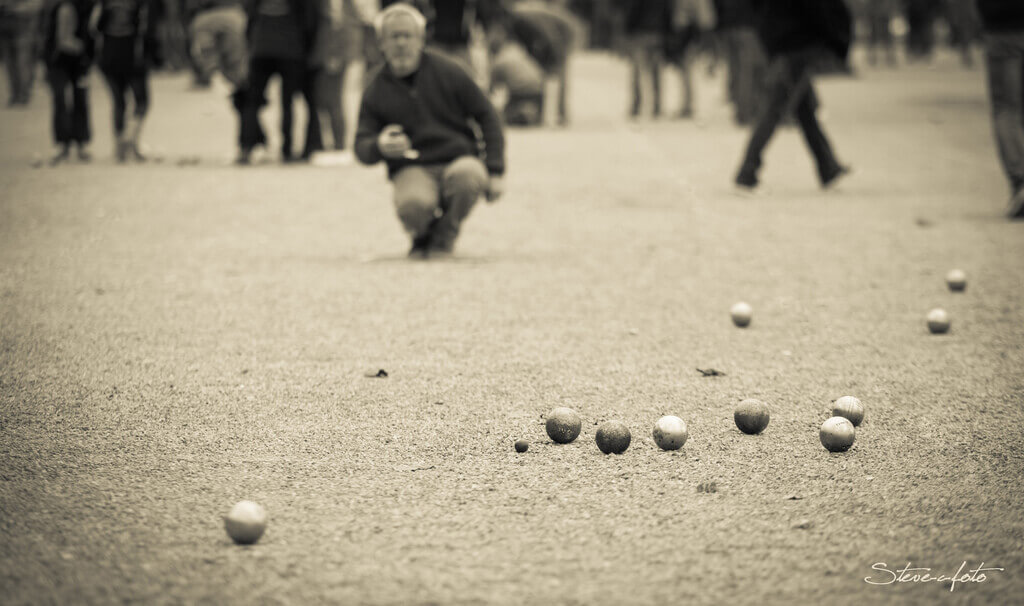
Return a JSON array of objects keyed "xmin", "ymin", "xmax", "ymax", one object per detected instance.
[
  {"xmin": 623, "ymin": 0, "xmax": 672, "ymax": 35},
  {"xmin": 755, "ymin": 0, "xmax": 851, "ymax": 61},
  {"xmin": 714, "ymin": 0, "xmax": 757, "ymax": 30},
  {"xmin": 245, "ymin": 0, "xmax": 320, "ymax": 58},
  {"xmin": 975, "ymin": 0, "xmax": 1024, "ymax": 32}
]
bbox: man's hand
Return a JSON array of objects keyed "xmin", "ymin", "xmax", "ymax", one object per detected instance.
[
  {"xmin": 377, "ymin": 124, "xmax": 413, "ymax": 159},
  {"xmin": 485, "ymin": 175, "xmax": 504, "ymax": 203}
]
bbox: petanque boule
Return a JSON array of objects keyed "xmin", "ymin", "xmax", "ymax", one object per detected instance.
[
  {"xmin": 514, "ymin": 439, "xmax": 529, "ymax": 453},
  {"xmin": 832, "ymin": 396, "xmax": 864, "ymax": 426},
  {"xmin": 820, "ymin": 417, "xmax": 856, "ymax": 452},
  {"xmin": 927, "ymin": 308, "xmax": 951, "ymax": 334},
  {"xmin": 545, "ymin": 407, "xmax": 582, "ymax": 444},
  {"xmin": 734, "ymin": 399, "xmax": 770, "ymax": 434},
  {"xmin": 224, "ymin": 500, "xmax": 268, "ymax": 545},
  {"xmin": 652, "ymin": 416, "xmax": 688, "ymax": 450},
  {"xmin": 595, "ymin": 421, "xmax": 631, "ymax": 454},
  {"xmin": 730, "ymin": 302, "xmax": 753, "ymax": 328},
  {"xmin": 945, "ymin": 269, "xmax": 967, "ymax": 292}
]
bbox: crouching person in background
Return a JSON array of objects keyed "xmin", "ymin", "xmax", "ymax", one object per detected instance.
[
  {"xmin": 355, "ymin": 3, "xmax": 505, "ymax": 259},
  {"xmin": 186, "ymin": 0, "xmax": 248, "ymax": 158},
  {"xmin": 488, "ymin": 29, "xmax": 546, "ymax": 127}
]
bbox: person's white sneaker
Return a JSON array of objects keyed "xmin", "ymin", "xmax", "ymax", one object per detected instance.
[
  {"xmin": 311, "ymin": 150, "xmax": 355, "ymax": 167},
  {"xmin": 1008, "ymin": 189, "xmax": 1024, "ymax": 220}
]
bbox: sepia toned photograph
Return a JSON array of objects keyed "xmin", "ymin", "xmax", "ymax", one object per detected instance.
[{"xmin": 1, "ymin": 0, "xmax": 1022, "ymax": 603}]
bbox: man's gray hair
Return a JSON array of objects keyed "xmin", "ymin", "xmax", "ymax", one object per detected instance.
[{"xmin": 374, "ymin": 3, "xmax": 428, "ymax": 38}]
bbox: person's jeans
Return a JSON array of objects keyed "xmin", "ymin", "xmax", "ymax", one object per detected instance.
[
  {"xmin": 314, "ymin": 68, "xmax": 346, "ymax": 149},
  {"xmin": 626, "ymin": 33, "xmax": 662, "ymax": 117},
  {"xmin": 725, "ymin": 27, "xmax": 767, "ymax": 124},
  {"xmin": 391, "ymin": 156, "xmax": 489, "ymax": 251},
  {"xmin": 983, "ymin": 31, "xmax": 1024, "ymax": 195},
  {"xmin": 737, "ymin": 48, "xmax": 842, "ymax": 185},
  {"xmin": 100, "ymin": 67, "xmax": 150, "ymax": 137},
  {"xmin": 189, "ymin": 6, "xmax": 248, "ymax": 87},
  {"xmin": 241, "ymin": 56, "xmax": 304, "ymax": 155}
]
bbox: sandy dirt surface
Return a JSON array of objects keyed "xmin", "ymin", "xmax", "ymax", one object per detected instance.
[{"xmin": 2, "ymin": 50, "xmax": 1023, "ymax": 605}]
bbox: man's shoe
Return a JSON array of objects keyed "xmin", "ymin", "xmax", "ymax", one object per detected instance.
[
  {"xmin": 408, "ymin": 234, "xmax": 431, "ymax": 259},
  {"xmin": 821, "ymin": 164, "xmax": 851, "ymax": 189},
  {"xmin": 1008, "ymin": 189, "xmax": 1024, "ymax": 220},
  {"xmin": 50, "ymin": 146, "xmax": 70, "ymax": 166},
  {"xmin": 735, "ymin": 171, "xmax": 758, "ymax": 189},
  {"xmin": 129, "ymin": 142, "xmax": 147, "ymax": 163}
]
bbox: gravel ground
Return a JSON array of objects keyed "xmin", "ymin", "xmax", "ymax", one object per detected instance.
[{"xmin": 2, "ymin": 50, "xmax": 1023, "ymax": 605}]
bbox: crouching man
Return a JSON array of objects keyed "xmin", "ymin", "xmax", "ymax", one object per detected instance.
[{"xmin": 355, "ymin": 3, "xmax": 506, "ymax": 259}]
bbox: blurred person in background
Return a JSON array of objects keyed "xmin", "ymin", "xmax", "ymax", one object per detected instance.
[
  {"xmin": 355, "ymin": 3, "xmax": 505, "ymax": 258},
  {"xmin": 977, "ymin": 0, "xmax": 1024, "ymax": 218},
  {"xmin": 427, "ymin": 0, "xmax": 505, "ymax": 76},
  {"xmin": 155, "ymin": 0, "xmax": 190, "ymax": 72},
  {"xmin": 734, "ymin": 0, "xmax": 852, "ymax": 190},
  {"xmin": 665, "ymin": 0, "xmax": 715, "ymax": 119},
  {"xmin": 42, "ymin": 0, "xmax": 93, "ymax": 162},
  {"xmin": 865, "ymin": 0, "xmax": 898, "ymax": 66},
  {"xmin": 488, "ymin": 20, "xmax": 546, "ymax": 126},
  {"xmin": 95, "ymin": 0, "xmax": 163, "ymax": 162},
  {"xmin": 239, "ymin": 0, "xmax": 320, "ymax": 164},
  {"xmin": 905, "ymin": 0, "xmax": 940, "ymax": 61},
  {"xmin": 185, "ymin": 0, "xmax": 247, "ymax": 156},
  {"xmin": 567, "ymin": 0, "xmax": 614, "ymax": 50},
  {"xmin": 714, "ymin": 0, "xmax": 763, "ymax": 125},
  {"xmin": 621, "ymin": 0, "xmax": 672, "ymax": 119},
  {"xmin": 945, "ymin": 0, "xmax": 979, "ymax": 67},
  {"xmin": 0, "ymin": 0, "xmax": 43, "ymax": 106},
  {"xmin": 499, "ymin": 0, "xmax": 576, "ymax": 126},
  {"xmin": 308, "ymin": 0, "xmax": 369, "ymax": 158}
]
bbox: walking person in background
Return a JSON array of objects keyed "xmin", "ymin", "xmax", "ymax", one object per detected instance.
[
  {"xmin": 715, "ymin": 0, "xmax": 765, "ymax": 125},
  {"xmin": 239, "ymin": 0, "xmax": 320, "ymax": 164},
  {"xmin": 945, "ymin": 0, "xmax": 979, "ymax": 67},
  {"xmin": 95, "ymin": 0, "xmax": 162, "ymax": 162},
  {"xmin": 42, "ymin": 0, "xmax": 94, "ymax": 163},
  {"xmin": 622, "ymin": 0, "xmax": 672, "ymax": 119},
  {"xmin": 905, "ymin": 0, "xmax": 940, "ymax": 61},
  {"xmin": 734, "ymin": 0, "xmax": 852, "ymax": 190},
  {"xmin": 0, "ymin": 0, "xmax": 44, "ymax": 106},
  {"xmin": 355, "ymin": 3, "xmax": 505, "ymax": 258},
  {"xmin": 977, "ymin": 0, "xmax": 1024, "ymax": 218},
  {"xmin": 424, "ymin": 0, "xmax": 507, "ymax": 77},
  {"xmin": 308, "ymin": 0, "xmax": 370, "ymax": 158},
  {"xmin": 865, "ymin": 0, "xmax": 898, "ymax": 66},
  {"xmin": 185, "ymin": 0, "xmax": 248, "ymax": 157},
  {"xmin": 665, "ymin": 0, "xmax": 715, "ymax": 119}
]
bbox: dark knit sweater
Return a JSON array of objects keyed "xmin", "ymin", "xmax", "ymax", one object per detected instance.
[{"xmin": 355, "ymin": 49, "xmax": 505, "ymax": 178}]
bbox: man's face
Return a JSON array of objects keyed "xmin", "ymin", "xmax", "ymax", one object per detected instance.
[{"xmin": 380, "ymin": 14, "xmax": 425, "ymax": 77}]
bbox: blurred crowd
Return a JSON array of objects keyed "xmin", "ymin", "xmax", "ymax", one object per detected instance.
[
  {"xmin": 0, "ymin": 0, "xmax": 993, "ymax": 165},
  {"xmin": 2, "ymin": 0, "xmax": 1022, "ymax": 221}
]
